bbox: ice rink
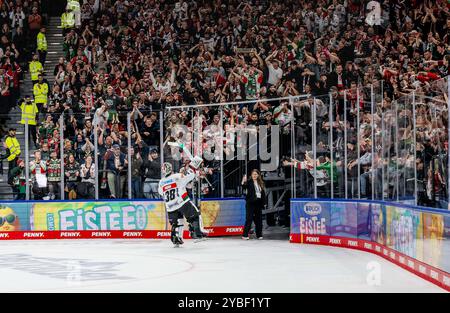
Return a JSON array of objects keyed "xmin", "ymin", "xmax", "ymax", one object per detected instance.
[{"xmin": 0, "ymin": 238, "xmax": 444, "ymax": 293}]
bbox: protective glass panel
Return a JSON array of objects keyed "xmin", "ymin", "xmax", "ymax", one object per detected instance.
[
  {"xmin": 418, "ymin": 77, "xmax": 449, "ymax": 209},
  {"xmin": 372, "ymin": 82, "xmax": 384, "ymax": 200},
  {"xmin": 61, "ymin": 113, "xmax": 95, "ymax": 200},
  {"xmin": 343, "ymin": 85, "xmax": 360, "ymax": 199},
  {"xmin": 331, "ymin": 90, "xmax": 346, "ymax": 199},
  {"xmin": 290, "ymin": 95, "xmax": 313, "ymax": 198},
  {"xmin": 314, "ymin": 94, "xmax": 332, "ymax": 198}
]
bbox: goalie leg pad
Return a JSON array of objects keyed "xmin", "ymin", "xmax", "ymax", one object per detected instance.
[
  {"xmin": 179, "ymin": 201, "xmax": 205, "ymax": 239},
  {"xmin": 180, "ymin": 201, "xmax": 199, "ymax": 221},
  {"xmin": 169, "ymin": 211, "xmax": 184, "ymax": 244}
]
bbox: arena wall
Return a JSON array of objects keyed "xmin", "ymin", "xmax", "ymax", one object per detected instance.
[
  {"xmin": 0, "ymin": 198, "xmax": 246, "ymax": 238},
  {"xmin": 290, "ymin": 199, "xmax": 450, "ymax": 291}
]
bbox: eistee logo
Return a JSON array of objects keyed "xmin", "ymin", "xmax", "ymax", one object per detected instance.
[{"xmin": 304, "ymin": 203, "xmax": 322, "ymax": 216}]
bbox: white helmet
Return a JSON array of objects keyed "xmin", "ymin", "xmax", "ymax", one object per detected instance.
[{"xmin": 162, "ymin": 162, "xmax": 173, "ymax": 177}]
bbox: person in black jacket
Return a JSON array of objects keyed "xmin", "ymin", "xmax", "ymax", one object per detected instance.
[
  {"xmin": 142, "ymin": 149, "xmax": 161, "ymax": 198},
  {"xmin": 241, "ymin": 169, "xmax": 266, "ymax": 240}
]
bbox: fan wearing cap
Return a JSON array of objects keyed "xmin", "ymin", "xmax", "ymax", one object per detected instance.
[
  {"xmin": 143, "ymin": 149, "xmax": 161, "ymax": 199},
  {"xmin": 33, "ymin": 73, "xmax": 48, "ymax": 118},
  {"xmin": 18, "ymin": 95, "xmax": 39, "ymax": 147},
  {"xmin": 29, "ymin": 53, "xmax": 43, "ymax": 85},
  {"xmin": 4, "ymin": 128, "xmax": 20, "ymax": 177}
]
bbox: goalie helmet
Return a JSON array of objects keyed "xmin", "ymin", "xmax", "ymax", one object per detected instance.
[{"xmin": 162, "ymin": 162, "xmax": 173, "ymax": 177}]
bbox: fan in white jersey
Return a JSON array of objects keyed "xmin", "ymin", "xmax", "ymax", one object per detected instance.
[{"xmin": 158, "ymin": 162, "xmax": 207, "ymax": 245}]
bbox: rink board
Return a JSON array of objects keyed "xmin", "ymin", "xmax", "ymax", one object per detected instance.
[
  {"xmin": 290, "ymin": 199, "xmax": 450, "ymax": 291},
  {"xmin": 0, "ymin": 198, "xmax": 245, "ymax": 238}
]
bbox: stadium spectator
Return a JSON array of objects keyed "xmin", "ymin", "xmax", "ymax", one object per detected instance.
[
  {"xmin": 3, "ymin": 0, "xmax": 448, "ymax": 207},
  {"xmin": 9, "ymin": 158, "xmax": 25, "ymax": 200},
  {"xmin": 47, "ymin": 150, "xmax": 61, "ymax": 200},
  {"xmin": 143, "ymin": 148, "xmax": 161, "ymax": 199},
  {"xmin": 30, "ymin": 150, "xmax": 48, "ymax": 200},
  {"xmin": 65, "ymin": 153, "xmax": 80, "ymax": 199},
  {"xmin": 106, "ymin": 143, "xmax": 127, "ymax": 198},
  {"xmin": 130, "ymin": 147, "xmax": 143, "ymax": 199},
  {"xmin": 79, "ymin": 154, "xmax": 95, "ymax": 199},
  {"xmin": 27, "ymin": 6, "xmax": 42, "ymax": 50}
]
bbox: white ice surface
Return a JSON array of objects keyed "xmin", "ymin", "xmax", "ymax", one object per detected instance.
[{"xmin": 0, "ymin": 238, "xmax": 444, "ymax": 293}]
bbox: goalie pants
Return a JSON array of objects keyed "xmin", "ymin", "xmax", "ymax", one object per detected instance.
[{"xmin": 168, "ymin": 201, "xmax": 202, "ymax": 236}]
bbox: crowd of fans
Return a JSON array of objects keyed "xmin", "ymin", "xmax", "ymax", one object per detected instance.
[
  {"xmin": 0, "ymin": 0, "xmax": 47, "ymax": 137},
  {"xmin": 1, "ymin": 0, "xmax": 449, "ymax": 207}
]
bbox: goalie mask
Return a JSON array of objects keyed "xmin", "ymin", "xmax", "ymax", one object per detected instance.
[{"xmin": 162, "ymin": 162, "xmax": 173, "ymax": 177}]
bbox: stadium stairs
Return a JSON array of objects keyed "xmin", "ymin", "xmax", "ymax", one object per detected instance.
[{"xmin": 0, "ymin": 17, "xmax": 63, "ymax": 200}]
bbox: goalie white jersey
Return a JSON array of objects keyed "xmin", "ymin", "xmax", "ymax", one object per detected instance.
[{"xmin": 158, "ymin": 172, "xmax": 196, "ymax": 212}]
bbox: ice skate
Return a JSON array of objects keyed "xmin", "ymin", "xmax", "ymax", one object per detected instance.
[{"xmin": 173, "ymin": 236, "xmax": 184, "ymax": 247}]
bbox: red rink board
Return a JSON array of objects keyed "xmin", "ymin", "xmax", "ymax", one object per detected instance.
[
  {"xmin": 290, "ymin": 234, "xmax": 450, "ymax": 292},
  {"xmin": 0, "ymin": 226, "xmax": 243, "ymax": 240}
]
